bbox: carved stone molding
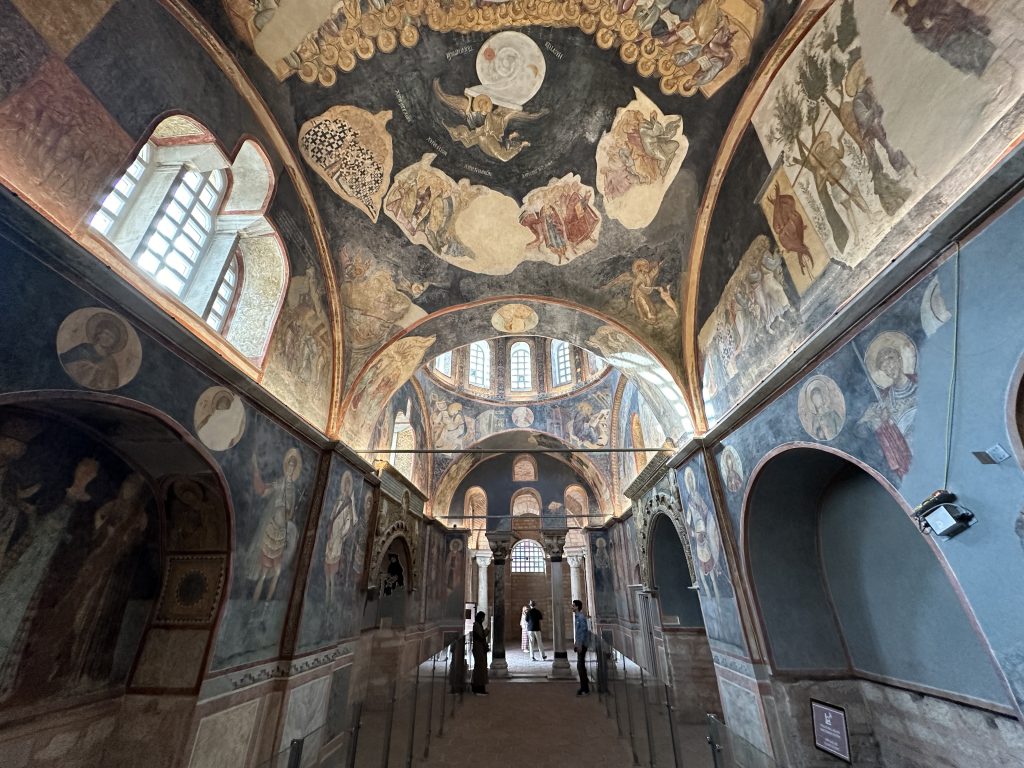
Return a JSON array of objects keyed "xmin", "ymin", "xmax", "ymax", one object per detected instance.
[{"xmin": 634, "ymin": 470, "xmax": 691, "ymax": 589}]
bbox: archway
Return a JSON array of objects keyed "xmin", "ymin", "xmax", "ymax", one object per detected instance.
[
  {"xmin": 648, "ymin": 513, "xmax": 721, "ymax": 722},
  {"xmin": 745, "ymin": 447, "xmax": 1014, "ymax": 764},
  {"xmin": 0, "ymin": 392, "xmax": 232, "ymax": 764}
]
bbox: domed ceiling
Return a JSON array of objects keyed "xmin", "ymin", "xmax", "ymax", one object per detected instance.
[{"xmin": 200, "ymin": 0, "xmax": 800, "ymax": 437}]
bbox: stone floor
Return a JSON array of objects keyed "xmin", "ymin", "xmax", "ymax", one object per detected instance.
[{"xmin": 394, "ymin": 644, "xmax": 715, "ymax": 768}]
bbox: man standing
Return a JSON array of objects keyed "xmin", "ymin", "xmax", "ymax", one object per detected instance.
[
  {"xmin": 573, "ymin": 600, "xmax": 591, "ymax": 696},
  {"xmin": 525, "ymin": 599, "xmax": 546, "ymax": 661}
]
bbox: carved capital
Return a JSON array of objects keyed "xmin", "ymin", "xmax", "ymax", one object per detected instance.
[
  {"xmin": 474, "ymin": 553, "xmax": 493, "ymax": 569},
  {"xmin": 540, "ymin": 529, "xmax": 568, "ymax": 560},
  {"xmin": 487, "ymin": 534, "xmax": 516, "ymax": 562},
  {"xmin": 566, "ymin": 554, "xmax": 585, "ymax": 570}
]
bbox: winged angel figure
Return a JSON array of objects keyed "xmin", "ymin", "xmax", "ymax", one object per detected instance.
[{"xmin": 433, "ymin": 79, "xmax": 547, "ymax": 163}]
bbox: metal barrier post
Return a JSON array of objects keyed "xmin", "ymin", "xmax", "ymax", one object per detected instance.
[
  {"xmin": 664, "ymin": 683, "xmax": 681, "ymax": 768},
  {"xmin": 380, "ymin": 680, "xmax": 397, "ymax": 768},
  {"xmin": 405, "ymin": 663, "xmax": 421, "ymax": 768},
  {"xmin": 346, "ymin": 703, "xmax": 362, "ymax": 768},
  {"xmin": 623, "ymin": 653, "xmax": 640, "ymax": 766},
  {"xmin": 423, "ymin": 651, "xmax": 438, "ymax": 759},
  {"xmin": 286, "ymin": 738, "xmax": 304, "ymax": 768},
  {"xmin": 439, "ymin": 645, "xmax": 449, "ymax": 737},
  {"xmin": 639, "ymin": 666, "xmax": 656, "ymax": 767}
]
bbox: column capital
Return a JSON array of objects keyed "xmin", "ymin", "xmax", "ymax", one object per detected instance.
[
  {"xmin": 540, "ymin": 529, "xmax": 568, "ymax": 561},
  {"xmin": 566, "ymin": 554, "xmax": 585, "ymax": 569},
  {"xmin": 474, "ymin": 552, "xmax": 493, "ymax": 568},
  {"xmin": 486, "ymin": 533, "xmax": 516, "ymax": 562}
]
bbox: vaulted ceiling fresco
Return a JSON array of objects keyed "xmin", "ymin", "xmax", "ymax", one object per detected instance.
[
  {"xmin": 1, "ymin": 0, "xmax": 1020, "ymax": 460},
  {"xmin": 200, "ymin": 0, "xmax": 801, "ymax": 439}
]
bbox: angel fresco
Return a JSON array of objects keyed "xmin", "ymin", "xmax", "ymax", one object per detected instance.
[
  {"xmin": 433, "ymin": 79, "xmax": 546, "ymax": 163},
  {"xmin": 855, "ymin": 331, "xmax": 919, "ymax": 480},
  {"xmin": 604, "ymin": 258, "xmax": 678, "ymax": 325},
  {"xmin": 248, "ymin": 449, "xmax": 302, "ymax": 602}
]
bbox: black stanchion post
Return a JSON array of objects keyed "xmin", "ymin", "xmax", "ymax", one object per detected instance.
[
  {"xmin": 346, "ymin": 703, "xmax": 362, "ymax": 768},
  {"xmin": 664, "ymin": 683, "xmax": 681, "ymax": 767},
  {"xmin": 640, "ymin": 666, "xmax": 656, "ymax": 767},
  {"xmin": 423, "ymin": 651, "xmax": 438, "ymax": 759},
  {"xmin": 380, "ymin": 679, "xmax": 397, "ymax": 768},
  {"xmin": 405, "ymin": 662, "xmax": 421, "ymax": 768},
  {"xmin": 623, "ymin": 653, "xmax": 639, "ymax": 766}
]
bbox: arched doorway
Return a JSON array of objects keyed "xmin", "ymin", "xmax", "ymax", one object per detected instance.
[
  {"xmin": 649, "ymin": 514, "xmax": 721, "ymax": 722},
  {"xmin": 0, "ymin": 393, "xmax": 232, "ymax": 764},
  {"xmin": 746, "ymin": 447, "xmax": 1013, "ymax": 765}
]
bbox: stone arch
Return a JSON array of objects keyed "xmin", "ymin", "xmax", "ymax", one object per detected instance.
[
  {"xmin": 338, "ymin": 297, "xmax": 694, "ymax": 450},
  {"xmin": 510, "ymin": 487, "xmax": 542, "ymax": 519},
  {"xmin": 433, "ymin": 430, "xmax": 612, "ymax": 523},
  {"xmin": 0, "ymin": 390, "xmax": 233, "ymax": 734},
  {"xmin": 649, "ymin": 513, "xmax": 702, "ymax": 628},
  {"xmin": 563, "ymin": 484, "xmax": 588, "ymax": 528},
  {"xmin": 743, "ymin": 444, "xmax": 1014, "ymax": 710}
]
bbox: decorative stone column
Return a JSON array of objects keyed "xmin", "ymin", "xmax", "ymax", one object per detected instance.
[
  {"xmin": 542, "ymin": 530, "xmax": 573, "ymax": 679},
  {"xmin": 487, "ymin": 534, "xmax": 514, "ymax": 678},
  {"xmin": 566, "ymin": 552, "xmax": 585, "ymax": 602},
  {"xmin": 473, "ymin": 551, "xmax": 492, "ymax": 615}
]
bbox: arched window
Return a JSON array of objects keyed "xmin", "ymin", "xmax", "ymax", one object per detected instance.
[
  {"xmin": 389, "ymin": 402, "xmax": 415, "ymax": 480},
  {"xmin": 511, "ymin": 488, "xmax": 542, "ymax": 517},
  {"xmin": 564, "ymin": 485, "xmax": 589, "ymax": 527},
  {"xmin": 511, "ymin": 539, "xmax": 546, "ymax": 573},
  {"xmin": 88, "ymin": 116, "xmax": 287, "ymax": 361},
  {"xmin": 551, "ymin": 339, "xmax": 572, "ymax": 387},
  {"xmin": 468, "ymin": 341, "xmax": 490, "ymax": 388},
  {"xmin": 134, "ymin": 167, "xmax": 226, "ymax": 297},
  {"xmin": 512, "ymin": 454, "xmax": 537, "ymax": 482},
  {"xmin": 434, "ymin": 350, "xmax": 453, "ymax": 377},
  {"xmin": 91, "ymin": 144, "xmax": 151, "ymax": 236},
  {"xmin": 509, "ymin": 341, "xmax": 532, "ymax": 391},
  {"xmin": 203, "ymin": 251, "xmax": 240, "ymax": 333},
  {"xmin": 464, "ymin": 487, "xmax": 487, "ymax": 548}
]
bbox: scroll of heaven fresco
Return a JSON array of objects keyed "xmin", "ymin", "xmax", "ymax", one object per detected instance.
[
  {"xmin": 299, "ymin": 106, "xmax": 393, "ymax": 222},
  {"xmin": 596, "ymin": 88, "xmax": 687, "ymax": 230}
]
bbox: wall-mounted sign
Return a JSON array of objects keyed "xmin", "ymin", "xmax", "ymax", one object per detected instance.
[{"xmin": 810, "ymin": 699, "xmax": 851, "ymax": 763}]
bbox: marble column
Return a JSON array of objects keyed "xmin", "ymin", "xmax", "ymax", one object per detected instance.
[
  {"xmin": 474, "ymin": 552, "xmax": 492, "ymax": 615},
  {"xmin": 542, "ymin": 531, "xmax": 573, "ymax": 679},
  {"xmin": 567, "ymin": 553, "xmax": 585, "ymax": 602},
  {"xmin": 487, "ymin": 535, "xmax": 514, "ymax": 678}
]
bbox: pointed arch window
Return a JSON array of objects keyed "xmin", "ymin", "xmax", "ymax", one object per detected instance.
[
  {"xmin": 434, "ymin": 350, "xmax": 453, "ymax": 377},
  {"xmin": 551, "ymin": 339, "xmax": 572, "ymax": 387},
  {"xmin": 468, "ymin": 341, "xmax": 490, "ymax": 388},
  {"xmin": 510, "ymin": 341, "xmax": 532, "ymax": 391}
]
